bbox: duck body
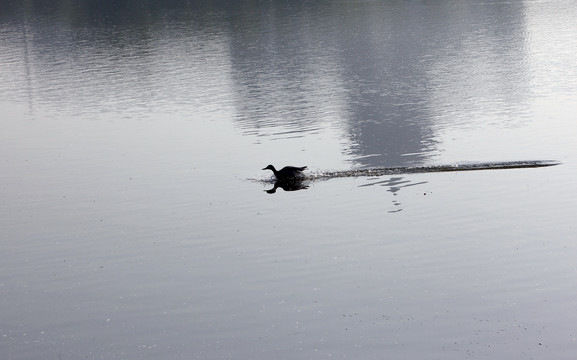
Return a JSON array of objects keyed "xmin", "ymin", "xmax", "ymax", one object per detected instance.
[{"xmin": 262, "ymin": 165, "xmax": 307, "ymax": 179}]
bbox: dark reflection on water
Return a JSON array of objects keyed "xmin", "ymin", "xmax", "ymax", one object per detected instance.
[
  {"xmin": 338, "ymin": 1, "xmax": 533, "ymax": 167},
  {"xmin": 2, "ymin": 0, "xmax": 555, "ymax": 168},
  {"xmin": 225, "ymin": 0, "xmax": 534, "ymax": 166}
]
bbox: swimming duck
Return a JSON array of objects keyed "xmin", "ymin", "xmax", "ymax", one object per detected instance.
[{"xmin": 262, "ymin": 165, "xmax": 307, "ymax": 179}]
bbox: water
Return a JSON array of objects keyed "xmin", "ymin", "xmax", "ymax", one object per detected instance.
[{"xmin": 1, "ymin": 1, "xmax": 577, "ymax": 359}]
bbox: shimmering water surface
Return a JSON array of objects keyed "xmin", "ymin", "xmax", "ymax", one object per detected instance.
[{"xmin": 1, "ymin": 1, "xmax": 577, "ymax": 359}]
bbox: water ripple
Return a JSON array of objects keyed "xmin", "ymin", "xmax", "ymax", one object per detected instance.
[{"xmin": 307, "ymin": 160, "xmax": 559, "ymax": 180}]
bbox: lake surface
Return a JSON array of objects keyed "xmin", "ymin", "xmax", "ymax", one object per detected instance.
[{"xmin": 1, "ymin": 0, "xmax": 577, "ymax": 359}]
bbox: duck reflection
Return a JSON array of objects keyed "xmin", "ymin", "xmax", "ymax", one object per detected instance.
[{"xmin": 265, "ymin": 178, "xmax": 309, "ymax": 194}]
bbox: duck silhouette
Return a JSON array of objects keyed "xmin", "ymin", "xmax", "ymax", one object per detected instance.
[{"xmin": 262, "ymin": 165, "xmax": 307, "ymax": 180}]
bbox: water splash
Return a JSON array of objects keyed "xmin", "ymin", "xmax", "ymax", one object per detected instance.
[{"xmin": 306, "ymin": 160, "xmax": 559, "ymax": 180}]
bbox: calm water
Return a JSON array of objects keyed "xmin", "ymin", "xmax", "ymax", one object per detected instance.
[{"xmin": 1, "ymin": 0, "xmax": 577, "ymax": 359}]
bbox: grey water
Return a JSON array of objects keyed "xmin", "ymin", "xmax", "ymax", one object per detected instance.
[{"xmin": 1, "ymin": 1, "xmax": 577, "ymax": 359}]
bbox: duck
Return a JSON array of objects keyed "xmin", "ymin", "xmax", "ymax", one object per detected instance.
[{"xmin": 262, "ymin": 165, "xmax": 307, "ymax": 179}]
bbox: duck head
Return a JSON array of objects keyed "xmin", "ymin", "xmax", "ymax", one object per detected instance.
[{"xmin": 262, "ymin": 165, "xmax": 276, "ymax": 171}]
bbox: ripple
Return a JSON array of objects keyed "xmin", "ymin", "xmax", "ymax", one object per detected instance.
[{"xmin": 252, "ymin": 160, "xmax": 559, "ymax": 184}]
